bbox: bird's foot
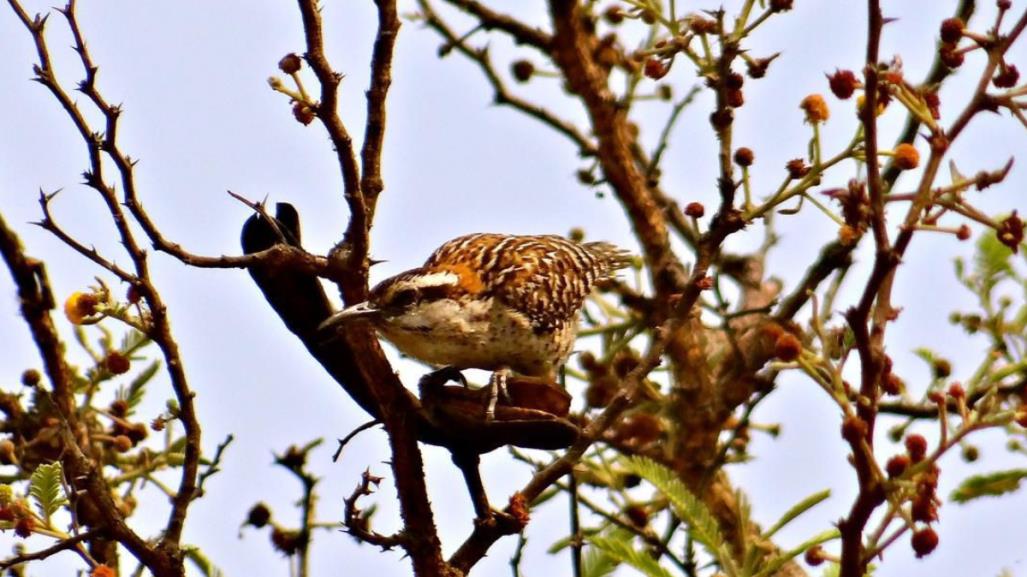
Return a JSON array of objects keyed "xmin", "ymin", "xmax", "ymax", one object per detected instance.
[
  {"xmin": 485, "ymin": 368, "xmax": 513, "ymax": 421},
  {"xmin": 420, "ymin": 366, "xmax": 468, "ymax": 390}
]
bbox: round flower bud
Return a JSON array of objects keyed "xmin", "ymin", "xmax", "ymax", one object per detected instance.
[
  {"xmin": 292, "ymin": 103, "xmax": 316, "ymax": 125},
  {"xmin": 956, "ymin": 224, "xmax": 971, "ymax": 241},
  {"xmin": 905, "ymin": 434, "xmax": 928, "ymax": 462},
  {"xmin": 684, "ymin": 202, "xmax": 705, "ymax": 218},
  {"xmin": 774, "ymin": 333, "xmax": 802, "ymax": 362},
  {"xmin": 113, "ymin": 435, "xmax": 133, "ymax": 453},
  {"xmin": 603, "ymin": 5, "xmax": 625, "ymax": 25},
  {"xmin": 804, "ymin": 545, "xmax": 826, "ymax": 566},
  {"xmin": 911, "ymin": 527, "xmax": 939, "ymax": 558},
  {"xmin": 939, "ymin": 18, "xmax": 964, "ymax": 44},
  {"xmin": 932, "ymin": 359, "xmax": 952, "ymax": 379},
  {"xmin": 893, "ymin": 143, "xmax": 920, "ymax": 170},
  {"xmin": 105, "ymin": 352, "xmax": 131, "ymax": 375},
  {"xmin": 278, "ymin": 53, "xmax": 303, "ymax": 74},
  {"xmin": 20, "ymin": 369, "xmax": 40, "ymax": 387},
  {"xmin": 734, "ymin": 147, "xmax": 754, "ymax": 167},
  {"xmin": 994, "ymin": 64, "xmax": 1021, "ymax": 88},
  {"xmin": 886, "ymin": 454, "xmax": 910, "ymax": 478},
  {"xmin": 770, "ymin": 0, "xmax": 794, "ymax": 12},
  {"xmin": 940, "ymin": 46, "xmax": 964, "ymax": 69},
  {"xmin": 800, "ymin": 94, "xmax": 830, "ymax": 123},
  {"xmin": 246, "ymin": 502, "xmax": 273, "ymax": 528},
  {"xmin": 961, "ymin": 444, "xmax": 979, "ymax": 462},
  {"xmin": 828, "ymin": 69, "xmax": 858, "ymax": 99},
  {"xmin": 911, "ymin": 494, "xmax": 938, "ymax": 523},
  {"xmin": 644, "ymin": 58, "xmax": 668, "ymax": 80},
  {"xmin": 511, "ymin": 60, "xmax": 535, "ymax": 83}
]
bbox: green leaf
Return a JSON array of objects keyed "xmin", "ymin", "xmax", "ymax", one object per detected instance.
[
  {"xmin": 951, "ymin": 469, "xmax": 1027, "ymax": 503},
  {"xmin": 119, "ymin": 360, "xmax": 159, "ymax": 414},
  {"xmin": 582, "ymin": 541, "xmax": 620, "ymax": 577},
  {"xmin": 30, "ymin": 462, "xmax": 68, "ymax": 525},
  {"xmin": 626, "ymin": 457, "xmax": 723, "ymax": 550},
  {"xmin": 185, "ymin": 547, "xmax": 225, "ymax": 577},
  {"xmin": 588, "ymin": 536, "xmax": 674, "ymax": 577},
  {"xmin": 753, "ymin": 528, "xmax": 839, "ymax": 577},
  {"xmin": 974, "ymin": 232, "xmax": 1014, "ymax": 291},
  {"xmin": 764, "ymin": 489, "xmax": 831, "ymax": 538}
]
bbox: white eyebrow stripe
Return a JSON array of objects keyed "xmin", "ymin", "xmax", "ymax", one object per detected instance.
[{"xmin": 400, "ymin": 271, "xmax": 459, "ymax": 290}]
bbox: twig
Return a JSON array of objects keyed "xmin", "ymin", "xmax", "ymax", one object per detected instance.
[
  {"xmin": 419, "ymin": 0, "xmax": 598, "ymax": 157},
  {"xmin": 343, "ymin": 469, "xmax": 406, "ymax": 550},
  {"xmin": 333, "ymin": 420, "xmax": 381, "ymax": 462},
  {"xmin": 0, "ymin": 529, "xmax": 104, "ymax": 569}
]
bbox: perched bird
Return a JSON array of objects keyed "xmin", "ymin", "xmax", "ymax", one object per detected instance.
[{"xmin": 320, "ymin": 233, "xmax": 632, "ymax": 417}]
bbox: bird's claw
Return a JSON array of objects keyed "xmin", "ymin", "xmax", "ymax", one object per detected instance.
[{"xmin": 420, "ymin": 366, "xmax": 468, "ymax": 389}]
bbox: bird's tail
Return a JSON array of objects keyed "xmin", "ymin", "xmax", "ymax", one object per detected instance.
[{"xmin": 583, "ymin": 241, "xmax": 635, "ymax": 275}]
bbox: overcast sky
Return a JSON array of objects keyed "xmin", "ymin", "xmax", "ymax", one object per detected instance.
[{"xmin": 2, "ymin": 1, "xmax": 1026, "ymax": 576}]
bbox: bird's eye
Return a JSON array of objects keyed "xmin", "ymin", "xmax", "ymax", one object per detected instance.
[{"xmin": 390, "ymin": 288, "xmax": 418, "ymax": 308}]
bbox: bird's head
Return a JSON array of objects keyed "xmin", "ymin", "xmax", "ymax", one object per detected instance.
[{"xmin": 319, "ymin": 268, "xmax": 470, "ymax": 333}]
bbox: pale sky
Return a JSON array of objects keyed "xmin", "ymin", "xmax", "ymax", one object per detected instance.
[{"xmin": 1, "ymin": 1, "xmax": 1026, "ymax": 576}]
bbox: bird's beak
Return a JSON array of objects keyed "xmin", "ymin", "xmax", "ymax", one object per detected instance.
[{"xmin": 318, "ymin": 302, "xmax": 380, "ymax": 332}]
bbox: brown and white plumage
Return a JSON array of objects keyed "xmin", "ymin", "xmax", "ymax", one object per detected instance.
[{"xmin": 322, "ymin": 233, "xmax": 632, "ymax": 382}]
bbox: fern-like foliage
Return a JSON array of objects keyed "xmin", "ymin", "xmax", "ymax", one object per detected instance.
[
  {"xmin": 625, "ymin": 456, "xmax": 736, "ymax": 575},
  {"xmin": 30, "ymin": 461, "xmax": 68, "ymax": 527},
  {"xmin": 951, "ymin": 469, "xmax": 1027, "ymax": 503},
  {"xmin": 589, "ymin": 536, "xmax": 675, "ymax": 577}
]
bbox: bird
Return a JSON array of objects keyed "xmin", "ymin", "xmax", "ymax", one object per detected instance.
[{"xmin": 319, "ymin": 233, "xmax": 633, "ymax": 418}]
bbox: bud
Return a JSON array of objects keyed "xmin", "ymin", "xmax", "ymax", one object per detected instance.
[
  {"xmin": 940, "ymin": 46, "xmax": 964, "ymax": 69},
  {"xmin": 911, "ymin": 527, "xmax": 939, "ymax": 558},
  {"xmin": 511, "ymin": 60, "xmax": 535, "ymax": 83},
  {"xmin": 769, "ymin": 0, "xmax": 794, "ymax": 12},
  {"xmin": 994, "ymin": 64, "xmax": 1020, "ymax": 88},
  {"xmin": 932, "ymin": 359, "xmax": 952, "ymax": 379},
  {"xmin": 246, "ymin": 503, "xmax": 272, "ymax": 528},
  {"xmin": 726, "ymin": 72, "xmax": 744, "ymax": 90},
  {"xmin": 110, "ymin": 399, "xmax": 129, "ymax": 417},
  {"xmin": 734, "ymin": 147, "xmax": 754, "ymax": 167},
  {"xmin": 885, "ymin": 454, "xmax": 910, "ymax": 478},
  {"xmin": 881, "ymin": 372, "xmax": 904, "ymax": 396},
  {"xmin": 774, "ymin": 333, "xmax": 802, "ymax": 362},
  {"xmin": 893, "ymin": 143, "xmax": 920, "ymax": 170},
  {"xmin": 278, "ymin": 53, "xmax": 303, "ymax": 74},
  {"xmin": 939, "ymin": 18, "xmax": 964, "ymax": 44},
  {"xmin": 113, "ymin": 435, "xmax": 133, "ymax": 453},
  {"xmin": 905, "ymin": 434, "xmax": 928, "ymax": 463},
  {"xmin": 947, "ymin": 382, "xmax": 965, "ymax": 399},
  {"xmin": 800, "ymin": 94, "xmax": 830, "ymax": 123},
  {"xmin": 603, "ymin": 5, "xmax": 625, "ymax": 24},
  {"xmin": 786, "ymin": 158, "xmax": 810, "ymax": 179},
  {"xmin": 956, "ymin": 224, "xmax": 971, "ymax": 241},
  {"xmin": 804, "ymin": 545, "xmax": 826, "ymax": 566},
  {"xmin": 20, "ymin": 369, "xmax": 40, "ymax": 387},
  {"xmin": 828, "ymin": 69, "xmax": 858, "ymax": 99},
  {"xmin": 644, "ymin": 58, "xmax": 668, "ymax": 80},
  {"xmin": 105, "ymin": 352, "xmax": 131, "ymax": 375},
  {"xmin": 292, "ymin": 102, "xmax": 315, "ymax": 125},
  {"xmin": 684, "ymin": 202, "xmax": 705, "ymax": 218}
]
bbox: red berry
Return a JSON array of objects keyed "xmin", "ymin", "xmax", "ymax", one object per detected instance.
[
  {"xmin": 886, "ymin": 454, "xmax": 910, "ymax": 478},
  {"xmin": 911, "ymin": 527, "xmax": 939, "ymax": 558},
  {"xmin": 905, "ymin": 434, "xmax": 928, "ymax": 463}
]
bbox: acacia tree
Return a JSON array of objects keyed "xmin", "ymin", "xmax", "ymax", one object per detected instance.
[{"xmin": 1, "ymin": 1, "xmax": 1026, "ymax": 577}]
